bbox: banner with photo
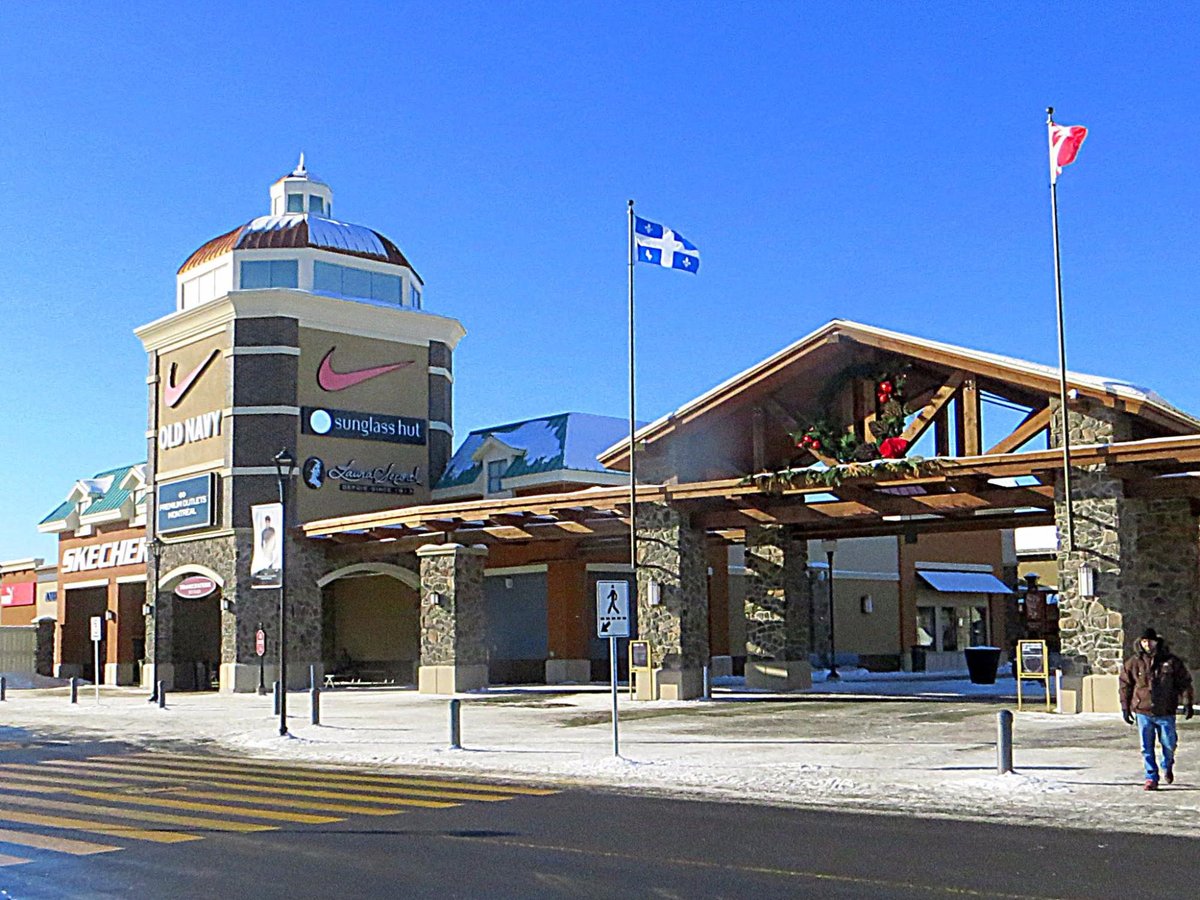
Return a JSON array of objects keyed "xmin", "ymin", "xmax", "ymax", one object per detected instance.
[{"xmin": 250, "ymin": 502, "xmax": 283, "ymax": 589}]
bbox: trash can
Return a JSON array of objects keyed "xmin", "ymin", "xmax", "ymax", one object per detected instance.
[{"xmin": 964, "ymin": 646, "xmax": 1002, "ymax": 685}]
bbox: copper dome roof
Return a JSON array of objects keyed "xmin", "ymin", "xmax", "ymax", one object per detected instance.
[{"xmin": 179, "ymin": 214, "xmax": 418, "ymax": 279}]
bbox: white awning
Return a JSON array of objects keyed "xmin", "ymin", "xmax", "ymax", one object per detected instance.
[{"xmin": 917, "ymin": 570, "xmax": 1012, "ymax": 594}]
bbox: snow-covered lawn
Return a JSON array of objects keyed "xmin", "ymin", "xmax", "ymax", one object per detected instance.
[{"xmin": 0, "ymin": 677, "xmax": 1191, "ymax": 837}]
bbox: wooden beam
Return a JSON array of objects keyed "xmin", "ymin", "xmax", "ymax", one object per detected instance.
[
  {"xmin": 901, "ymin": 372, "xmax": 966, "ymax": 447},
  {"xmin": 934, "ymin": 409, "xmax": 950, "ymax": 457},
  {"xmin": 957, "ymin": 376, "xmax": 981, "ymax": 456},
  {"xmin": 985, "ymin": 406, "xmax": 1052, "ymax": 455},
  {"xmin": 752, "ymin": 406, "xmax": 766, "ymax": 472},
  {"xmin": 762, "ymin": 396, "xmax": 801, "ymax": 431},
  {"xmin": 854, "ymin": 378, "xmax": 877, "ymax": 444}
]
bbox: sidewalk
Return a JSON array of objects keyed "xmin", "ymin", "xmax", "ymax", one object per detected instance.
[{"xmin": 0, "ymin": 678, "xmax": 1194, "ymax": 838}]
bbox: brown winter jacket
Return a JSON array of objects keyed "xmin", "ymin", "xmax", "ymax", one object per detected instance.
[{"xmin": 1119, "ymin": 643, "xmax": 1195, "ymax": 717}]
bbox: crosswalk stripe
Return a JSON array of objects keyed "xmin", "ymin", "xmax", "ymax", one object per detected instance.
[
  {"xmin": 0, "ymin": 770, "xmax": 126, "ymax": 791},
  {"xmin": 33, "ymin": 761, "xmax": 459, "ymax": 809},
  {"xmin": 0, "ymin": 827, "xmax": 120, "ymax": 856},
  {"xmin": 85, "ymin": 757, "xmax": 517, "ymax": 802},
  {"xmin": 138, "ymin": 787, "xmax": 412, "ymax": 818},
  {"xmin": 0, "ymin": 809, "xmax": 200, "ymax": 844},
  {"xmin": 61, "ymin": 788, "xmax": 342, "ymax": 826},
  {"xmin": 0, "ymin": 853, "xmax": 31, "ymax": 867},
  {"xmin": 0, "ymin": 788, "xmax": 273, "ymax": 834},
  {"xmin": 125, "ymin": 752, "xmax": 558, "ymax": 795}
]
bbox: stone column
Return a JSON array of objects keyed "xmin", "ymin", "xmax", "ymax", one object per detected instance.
[
  {"xmin": 416, "ymin": 543, "xmax": 489, "ymax": 694},
  {"xmin": 635, "ymin": 502, "xmax": 708, "ymax": 700},
  {"xmin": 743, "ymin": 525, "xmax": 812, "ymax": 690},
  {"xmin": 1053, "ymin": 399, "xmax": 1200, "ymax": 709},
  {"xmin": 546, "ymin": 559, "xmax": 590, "ymax": 684}
]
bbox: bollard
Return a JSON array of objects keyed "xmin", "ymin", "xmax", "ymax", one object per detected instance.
[
  {"xmin": 449, "ymin": 698, "xmax": 462, "ymax": 750},
  {"xmin": 311, "ymin": 685, "xmax": 320, "ymax": 726},
  {"xmin": 702, "ymin": 665, "xmax": 711, "ymax": 700},
  {"xmin": 1, "ymin": 676, "xmax": 6, "ymax": 701},
  {"xmin": 273, "ymin": 680, "xmax": 281, "ymax": 716},
  {"xmin": 70, "ymin": 677, "xmax": 79, "ymax": 704},
  {"xmin": 157, "ymin": 682, "xmax": 167, "ymax": 709},
  {"xmin": 997, "ymin": 709, "xmax": 1014, "ymax": 774},
  {"xmin": 310, "ymin": 664, "xmax": 317, "ymax": 691}
]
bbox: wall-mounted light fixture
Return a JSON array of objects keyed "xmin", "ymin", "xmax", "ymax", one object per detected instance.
[
  {"xmin": 104, "ymin": 609, "xmax": 117, "ymax": 622},
  {"xmin": 1078, "ymin": 561, "xmax": 1096, "ymax": 599},
  {"xmin": 142, "ymin": 603, "xmax": 154, "ymax": 618},
  {"xmin": 429, "ymin": 592, "xmax": 445, "ymax": 607},
  {"xmin": 221, "ymin": 598, "xmax": 235, "ymax": 613},
  {"xmin": 860, "ymin": 594, "xmax": 874, "ymax": 615},
  {"xmin": 646, "ymin": 580, "xmax": 662, "ymax": 606},
  {"xmin": 504, "ymin": 577, "xmax": 513, "ymax": 590}
]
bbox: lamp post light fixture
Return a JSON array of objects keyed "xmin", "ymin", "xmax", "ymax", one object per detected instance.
[
  {"xmin": 821, "ymin": 538, "xmax": 839, "ymax": 680},
  {"xmin": 273, "ymin": 447, "xmax": 297, "ymax": 737},
  {"xmin": 146, "ymin": 536, "xmax": 162, "ymax": 703}
]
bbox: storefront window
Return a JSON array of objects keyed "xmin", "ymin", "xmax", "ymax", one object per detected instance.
[{"xmin": 916, "ymin": 607, "xmax": 935, "ymax": 648}]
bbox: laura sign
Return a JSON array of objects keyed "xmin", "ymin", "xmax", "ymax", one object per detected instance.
[
  {"xmin": 0, "ymin": 582, "xmax": 35, "ymax": 607},
  {"xmin": 62, "ymin": 538, "xmax": 146, "ymax": 574},
  {"xmin": 302, "ymin": 407, "xmax": 426, "ymax": 445},
  {"xmin": 302, "ymin": 457, "xmax": 422, "ymax": 495}
]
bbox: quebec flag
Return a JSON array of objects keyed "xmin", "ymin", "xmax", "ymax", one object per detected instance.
[{"xmin": 634, "ymin": 216, "xmax": 700, "ymax": 274}]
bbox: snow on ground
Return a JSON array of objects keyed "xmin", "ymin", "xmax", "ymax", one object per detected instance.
[{"xmin": 0, "ymin": 675, "xmax": 1193, "ymax": 837}]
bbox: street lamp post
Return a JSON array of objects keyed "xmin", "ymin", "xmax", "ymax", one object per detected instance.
[
  {"xmin": 273, "ymin": 448, "xmax": 297, "ymax": 737},
  {"xmin": 146, "ymin": 537, "xmax": 162, "ymax": 703},
  {"xmin": 821, "ymin": 538, "xmax": 839, "ymax": 680}
]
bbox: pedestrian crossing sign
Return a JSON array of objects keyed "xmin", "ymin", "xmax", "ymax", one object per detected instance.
[{"xmin": 596, "ymin": 580, "xmax": 630, "ymax": 638}]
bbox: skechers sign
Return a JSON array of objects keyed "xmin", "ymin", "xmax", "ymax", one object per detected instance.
[
  {"xmin": 303, "ymin": 457, "xmax": 422, "ymax": 495},
  {"xmin": 157, "ymin": 474, "xmax": 216, "ymax": 534},
  {"xmin": 302, "ymin": 407, "xmax": 426, "ymax": 445},
  {"xmin": 62, "ymin": 538, "xmax": 146, "ymax": 574}
]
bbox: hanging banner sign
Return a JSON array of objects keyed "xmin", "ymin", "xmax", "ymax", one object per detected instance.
[
  {"xmin": 250, "ymin": 503, "xmax": 283, "ymax": 590},
  {"xmin": 157, "ymin": 473, "xmax": 216, "ymax": 534}
]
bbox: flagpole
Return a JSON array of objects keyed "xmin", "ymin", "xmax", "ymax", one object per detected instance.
[
  {"xmin": 1047, "ymin": 106, "xmax": 1076, "ymax": 553},
  {"xmin": 627, "ymin": 199, "xmax": 638, "ymax": 614}
]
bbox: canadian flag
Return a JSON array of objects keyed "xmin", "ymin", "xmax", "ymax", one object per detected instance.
[{"xmin": 1049, "ymin": 123, "xmax": 1088, "ymax": 184}]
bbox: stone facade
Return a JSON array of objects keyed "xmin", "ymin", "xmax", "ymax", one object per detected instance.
[
  {"xmin": 416, "ymin": 543, "xmax": 489, "ymax": 693},
  {"xmin": 35, "ymin": 618, "xmax": 55, "ymax": 677},
  {"xmin": 635, "ymin": 502, "xmax": 708, "ymax": 699},
  {"xmin": 744, "ymin": 525, "xmax": 810, "ymax": 659},
  {"xmin": 1054, "ymin": 400, "xmax": 1200, "ymax": 673}
]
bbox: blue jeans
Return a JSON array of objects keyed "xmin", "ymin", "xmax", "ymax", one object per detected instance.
[{"xmin": 1136, "ymin": 713, "xmax": 1178, "ymax": 782}]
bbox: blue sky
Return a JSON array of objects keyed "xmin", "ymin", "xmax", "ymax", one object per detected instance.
[{"xmin": 1, "ymin": 3, "xmax": 1197, "ymax": 559}]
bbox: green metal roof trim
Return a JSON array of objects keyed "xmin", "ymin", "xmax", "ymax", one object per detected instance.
[
  {"xmin": 40, "ymin": 463, "xmax": 146, "ymax": 524},
  {"xmin": 39, "ymin": 500, "xmax": 74, "ymax": 526}
]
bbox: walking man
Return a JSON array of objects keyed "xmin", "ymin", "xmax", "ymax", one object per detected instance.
[{"xmin": 1119, "ymin": 627, "xmax": 1194, "ymax": 790}]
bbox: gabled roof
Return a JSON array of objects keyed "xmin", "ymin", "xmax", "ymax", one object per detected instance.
[
  {"xmin": 39, "ymin": 463, "xmax": 146, "ymax": 531},
  {"xmin": 437, "ymin": 413, "xmax": 630, "ymax": 491},
  {"xmin": 599, "ymin": 319, "xmax": 1200, "ymax": 468}
]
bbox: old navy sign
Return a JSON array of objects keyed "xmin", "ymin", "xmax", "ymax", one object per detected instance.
[
  {"xmin": 63, "ymin": 538, "xmax": 146, "ymax": 574},
  {"xmin": 302, "ymin": 406, "xmax": 426, "ymax": 446},
  {"xmin": 157, "ymin": 474, "xmax": 216, "ymax": 534},
  {"xmin": 160, "ymin": 410, "xmax": 222, "ymax": 450}
]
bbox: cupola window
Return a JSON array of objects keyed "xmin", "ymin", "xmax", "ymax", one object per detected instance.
[
  {"xmin": 240, "ymin": 259, "xmax": 299, "ymax": 289},
  {"xmin": 309, "ymin": 196, "xmax": 326, "ymax": 216},
  {"xmin": 286, "ymin": 193, "xmax": 305, "ymax": 213},
  {"xmin": 487, "ymin": 459, "xmax": 509, "ymax": 494}
]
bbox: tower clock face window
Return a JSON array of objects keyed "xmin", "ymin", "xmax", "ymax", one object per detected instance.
[{"xmin": 286, "ymin": 193, "xmax": 304, "ymax": 213}]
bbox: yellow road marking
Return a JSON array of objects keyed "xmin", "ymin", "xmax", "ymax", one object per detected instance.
[
  {"xmin": 0, "ymin": 853, "xmax": 30, "ymax": 867},
  {"xmin": 85, "ymin": 757, "xmax": 516, "ymax": 802},
  {"xmin": 0, "ymin": 809, "xmax": 199, "ymax": 844},
  {"xmin": 142, "ymin": 787, "xmax": 412, "ymax": 818},
  {"xmin": 27, "ymin": 762, "xmax": 458, "ymax": 810},
  {"xmin": 0, "ymin": 770, "xmax": 126, "ymax": 791},
  {"xmin": 0, "ymin": 827, "xmax": 120, "ymax": 856},
  {"xmin": 0, "ymin": 788, "xmax": 272, "ymax": 834},
  {"xmin": 125, "ymin": 752, "xmax": 558, "ymax": 795},
  {"xmin": 62, "ymin": 788, "xmax": 342, "ymax": 826}
]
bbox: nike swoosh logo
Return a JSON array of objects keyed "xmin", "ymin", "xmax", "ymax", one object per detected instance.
[
  {"xmin": 164, "ymin": 349, "xmax": 221, "ymax": 408},
  {"xmin": 317, "ymin": 347, "xmax": 414, "ymax": 392}
]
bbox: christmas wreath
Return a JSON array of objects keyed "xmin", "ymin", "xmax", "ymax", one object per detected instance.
[{"xmin": 791, "ymin": 368, "xmax": 912, "ymax": 463}]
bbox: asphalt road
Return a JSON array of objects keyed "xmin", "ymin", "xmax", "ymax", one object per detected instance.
[{"xmin": 0, "ymin": 731, "xmax": 1191, "ymax": 900}]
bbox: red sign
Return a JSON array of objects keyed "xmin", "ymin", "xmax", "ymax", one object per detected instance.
[
  {"xmin": 255, "ymin": 629, "xmax": 266, "ymax": 657},
  {"xmin": 0, "ymin": 582, "xmax": 35, "ymax": 607},
  {"xmin": 175, "ymin": 576, "xmax": 217, "ymax": 600}
]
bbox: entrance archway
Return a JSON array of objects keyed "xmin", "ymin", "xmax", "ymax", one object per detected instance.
[
  {"xmin": 319, "ymin": 564, "xmax": 420, "ymax": 684},
  {"xmin": 159, "ymin": 566, "xmax": 222, "ymax": 691}
]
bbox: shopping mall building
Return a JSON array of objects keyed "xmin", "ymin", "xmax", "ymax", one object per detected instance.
[{"xmin": 20, "ymin": 159, "xmax": 1200, "ymax": 711}]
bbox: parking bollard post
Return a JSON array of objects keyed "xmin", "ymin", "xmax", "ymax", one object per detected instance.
[
  {"xmin": 273, "ymin": 680, "xmax": 281, "ymax": 716},
  {"xmin": 1, "ymin": 676, "xmax": 6, "ymax": 701},
  {"xmin": 997, "ymin": 709, "xmax": 1014, "ymax": 774},
  {"xmin": 703, "ymin": 665, "xmax": 711, "ymax": 700},
  {"xmin": 157, "ymin": 682, "xmax": 166, "ymax": 709},
  {"xmin": 449, "ymin": 698, "xmax": 461, "ymax": 750},
  {"xmin": 70, "ymin": 677, "xmax": 78, "ymax": 704}
]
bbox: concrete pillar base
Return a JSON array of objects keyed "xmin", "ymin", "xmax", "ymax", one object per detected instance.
[
  {"xmin": 139, "ymin": 662, "xmax": 174, "ymax": 690},
  {"xmin": 545, "ymin": 659, "xmax": 591, "ymax": 684},
  {"xmin": 708, "ymin": 655, "xmax": 733, "ymax": 678},
  {"xmin": 418, "ymin": 664, "xmax": 488, "ymax": 695},
  {"xmin": 745, "ymin": 660, "xmax": 812, "ymax": 692},
  {"xmin": 219, "ymin": 662, "xmax": 298, "ymax": 693},
  {"xmin": 1062, "ymin": 674, "xmax": 1120, "ymax": 713},
  {"xmin": 657, "ymin": 668, "xmax": 704, "ymax": 701},
  {"xmin": 104, "ymin": 663, "xmax": 137, "ymax": 686}
]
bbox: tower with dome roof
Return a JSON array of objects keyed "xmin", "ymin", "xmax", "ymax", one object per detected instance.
[{"xmin": 134, "ymin": 160, "xmax": 464, "ymax": 693}]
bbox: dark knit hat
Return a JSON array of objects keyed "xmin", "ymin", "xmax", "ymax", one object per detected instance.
[{"xmin": 1141, "ymin": 627, "xmax": 1160, "ymax": 641}]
